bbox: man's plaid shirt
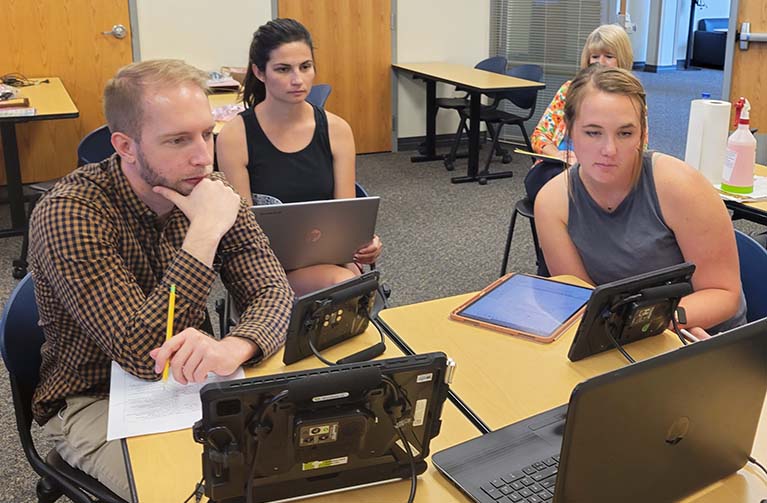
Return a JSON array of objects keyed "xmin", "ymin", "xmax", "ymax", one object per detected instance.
[{"xmin": 28, "ymin": 154, "xmax": 294, "ymax": 425}]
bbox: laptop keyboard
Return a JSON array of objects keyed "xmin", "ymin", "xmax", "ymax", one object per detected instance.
[{"xmin": 479, "ymin": 455, "xmax": 559, "ymax": 503}]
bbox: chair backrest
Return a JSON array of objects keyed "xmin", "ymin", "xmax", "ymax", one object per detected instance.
[
  {"xmin": 475, "ymin": 56, "xmax": 508, "ymax": 74},
  {"xmin": 0, "ymin": 275, "xmax": 129, "ymax": 503},
  {"xmin": 735, "ymin": 229, "xmax": 767, "ymax": 322},
  {"xmin": 77, "ymin": 125, "xmax": 115, "ymax": 166},
  {"xmin": 0, "ymin": 274, "xmax": 43, "ymax": 394},
  {"xmin": 501, "ymin": 64, "xmax": 544, "ymax": 113},
  {"xmin": 306, "ymin": 84, "xmax": 332, "ymax": 108},
  {"xmin": 355, "ymin": 182, "xmax": 369, "ymax": 198}
]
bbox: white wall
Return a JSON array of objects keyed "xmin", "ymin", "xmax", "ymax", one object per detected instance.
[
  {"xmin": 135, "ymin": 0, "xmax": 489, "ymax": 141},
  {"xmin": 135, "ymin": 0, "xmax": 271, "ymax": 71},
  {"xmin": 396, "ymin": 0, "xmax": 491, "ymax": 138},
  {"xmin": 692, "ymin": 0, "xmax": 731, "ymax": 31}
]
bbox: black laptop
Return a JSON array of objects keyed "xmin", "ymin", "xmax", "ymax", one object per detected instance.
[{"xmin": 433, "ymin": 317, "xmax": 767, "ymax": 503}]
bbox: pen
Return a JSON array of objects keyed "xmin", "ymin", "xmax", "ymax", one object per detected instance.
[{"xmin": 162, "ymin": 284, "xmax": 176, "ymax": 382}]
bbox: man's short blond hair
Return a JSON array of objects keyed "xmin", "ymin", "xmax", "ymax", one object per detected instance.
[{"xmin": 103, "ymin": 59, "xmax": 209, "ymax": 140}]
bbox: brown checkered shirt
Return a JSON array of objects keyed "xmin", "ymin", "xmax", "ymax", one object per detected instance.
[{"xmin": 29, "ymin": 155, "xmax": 294, "ymax": 425}]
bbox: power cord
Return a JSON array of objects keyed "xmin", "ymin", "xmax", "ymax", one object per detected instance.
[
  {"xmin": 307, "ymin": 308, "xmax": 386, "ymax": 366},
  {"xmin": 245, "ymin": 390, "xmax": 289, "ymax": 503},
  {"xmin": 181, "ymin": 476, "xmax": 204, "ymax": 503},
  {"xmin": 0, "ymin": 73, "xmax": 36, "ymax": 87},
  {"xmin": 671, "ymin": 306, "xmax": 689, "ymax": 346},
  {"xmin": 603, "ymin": 312, "xmax": 635, "ymax": 364},
  {"xmin": 749, "ymin": 455, "xmax": 767, "ymax": 477},
  {"xmin": 382, "ymin": 375, "xmax": 418, "ymax": 503}
]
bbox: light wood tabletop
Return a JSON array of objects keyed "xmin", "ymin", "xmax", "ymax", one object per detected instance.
[
  {"xmin": 378, "ymin": 277, "xmax": 767, "ymax": 502},
  {"xmin": 741, "ymin": 163, "xmax": 767, "ymax": 211},
  {"xmin": 1, "ymin": 77, "xmax": 79, "ymax": 121},
  {"xmin": 125, "ymin": 324, "xmax": 479, "ymax": 503},
  {"xmin": 393, "ymin": 62, "xmax": 544, "ymax": 92}
]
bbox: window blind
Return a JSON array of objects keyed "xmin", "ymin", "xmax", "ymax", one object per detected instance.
[{"xmin": 490, "ymin": 0, "xmax": 608, "ymax": 143}]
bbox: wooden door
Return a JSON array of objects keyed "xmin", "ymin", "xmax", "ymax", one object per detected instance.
[
  {"xmin": 278, "ymin": 0, "xmax": 392, "ymax": 153},
  {"xmin": 0, "ymin": 0, "xmax": 133, "ymax": 183},
  {"xmin": 729, "ymin": 0, "xmax": 767, "ymax": 128}
]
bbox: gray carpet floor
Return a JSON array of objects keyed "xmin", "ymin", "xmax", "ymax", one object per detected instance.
[{"xmin": 0, "ymin": 66, "xmax": 755, "ymax": 502}]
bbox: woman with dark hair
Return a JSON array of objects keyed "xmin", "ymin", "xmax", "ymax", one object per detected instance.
[
  {"xmin": 534, "ymin": 66, "xmax": 745, "ymax": 338},
  {"xmin": 217, "ymin": 18, "xmax": 382, "ymax": 296}
]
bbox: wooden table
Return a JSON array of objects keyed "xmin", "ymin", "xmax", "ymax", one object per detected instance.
[
  {"xmin": 393, "ymin": 62, "xmax": 544, "ymax": 185},
  {"xmin": 724, "ymin": 163, "xmax": 767, "ymax": 225},
  {"xmin": 377, "ymin": 278, "xmax": 767, "ymax": 502},
  {"xmin": 125, "ymin": 325, "xmax": 480, "ymax": 503},
  {"xmin": 0, "ymin": 78, "xmax": 78, "ymax": 234}
]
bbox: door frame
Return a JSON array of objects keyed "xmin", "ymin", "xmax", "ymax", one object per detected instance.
[
  {"xmin": 129, "ymin": 0, "xmax": 141, "ymax": 60},
  {"xmin": 722, "ymin": 0, "xmax": 738, "ymax": 100},
  {"xmin": 723, "ymin": 0, "xmax": 767, "ymax": 163}
]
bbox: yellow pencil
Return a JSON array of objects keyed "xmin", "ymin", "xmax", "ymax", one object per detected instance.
[{"xmin": 162, "ymin": 284, "xmax": 176, "ymax": 382}]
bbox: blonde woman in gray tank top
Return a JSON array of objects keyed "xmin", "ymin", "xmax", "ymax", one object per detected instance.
[{"xmin": 534, "ymin": 66, "xmax": 746, "ymax": 338}]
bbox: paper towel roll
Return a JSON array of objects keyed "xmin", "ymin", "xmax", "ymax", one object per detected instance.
[{"xmin": 684, "ymin": 99, "xmax": 731, "ymax": 185}]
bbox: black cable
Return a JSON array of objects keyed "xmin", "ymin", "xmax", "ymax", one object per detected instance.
[
  {"xmin": 307, "ymin": 307, "xmax": 385, "ymax": 366},
  {"xmin": 381, "ymin": 375, "xmax": 418, "ymax": 503},
  {"xmin": 603, "ymin": 315, "xmax": 635, "ymax": 364},
  {"xmin": 749, "ymin": 455, "xmax": 767, "ymax": 477},
  {"xmin": 181, "ymin": 476, "xmax": 204, "ymax": 503},
  {"xmin": 671, "ymin": 316, "xmax": 688, "ymax": 346},
  {"xmin": 245, "ymin": 390, "xmax": 289, "ymax": 503},
  {"xmin": 394, "ymin": 425, "xmax": 417, "ymax": 503}
]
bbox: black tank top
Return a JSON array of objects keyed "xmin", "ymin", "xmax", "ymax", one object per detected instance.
[{"xmin": 240, "ymin": 104, "xmax": 334, "ymax": 203}]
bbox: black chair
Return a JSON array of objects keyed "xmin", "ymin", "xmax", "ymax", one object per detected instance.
[
  {"xmin": 0, "ymin": 274, "xmax": 127, "ymax": 503},
  {"xmin": 437, "ymin": 56, "xmax": 508, "ymax": 169},
  {"xmin": 12, "ymin": 126, "xmax": 116, "ymax": 280},
  {"xmin": 306, "ymin": 84, "xmax": 332, "ymax": 108},
  {"xmin": 77, "ymin": 125, "xmax": 114, "ymax": 166},
  {"xmin": 448, "ymin": 64, "xmax": 543, "ymax": 179},
  {"xmin": 434, "ymin": 56, "xmax": 507, "ymax": 120},
  {"xmin": 499, "ymin": 197, "xmax": 548, "ymax": 278}
]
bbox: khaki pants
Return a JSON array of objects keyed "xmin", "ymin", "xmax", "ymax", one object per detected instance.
[{"xmin": 43, "ymin": 396, "xmax": 132, "ymax": 501}]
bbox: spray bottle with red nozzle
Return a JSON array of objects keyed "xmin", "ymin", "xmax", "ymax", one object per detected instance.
[{"xmin": 721, "ymin": 97, "xmax": 756, "ymax": 194}]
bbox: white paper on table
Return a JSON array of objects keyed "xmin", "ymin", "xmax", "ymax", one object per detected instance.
[
  {"xmin": 106, "ymin": 361, "xmax": 244, "ymax": 441},
  {"xmin": 716, "ymin": 175, "xmax": 767, "ymax": 202}
]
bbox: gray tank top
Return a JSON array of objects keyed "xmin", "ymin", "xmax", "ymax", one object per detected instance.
[
  {"xmin": 568, "ymin": 151, "xmax": 683, "ymax": 285},
  {"xmin": 567, "ymin": 151, "xmax": 746, "ymax": 333}
]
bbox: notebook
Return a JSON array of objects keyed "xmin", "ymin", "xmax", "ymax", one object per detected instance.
[
  {"xmin": 433, "ymin": 317, "xmax": 767, "ymax": 503},
  {"xmin": 251, "ymin": 197, "xmax": 379, "ymax": 270}
]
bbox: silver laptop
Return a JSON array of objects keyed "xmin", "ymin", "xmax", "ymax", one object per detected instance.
[{"xmin": 251, "ymin": 197, "xmax": 379, "ymax": 270}]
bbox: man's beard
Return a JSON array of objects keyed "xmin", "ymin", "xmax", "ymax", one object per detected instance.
[{"xmin": 135, "ymin": 147, "xmax": 193, "ymax": 196}]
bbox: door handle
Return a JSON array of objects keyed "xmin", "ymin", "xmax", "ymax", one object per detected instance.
[
  {"xmin": 102, "ymin": 24, "xmax": 128, "ymax": 40},
  {"xmin": 739, "ymin": 22, "xmax": 767, "ymax": 50}
]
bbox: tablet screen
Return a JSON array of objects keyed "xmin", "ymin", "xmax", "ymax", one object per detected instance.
[{"xmin": 456, "ymin": 274, "xmax": 592, "ymax": 338}]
